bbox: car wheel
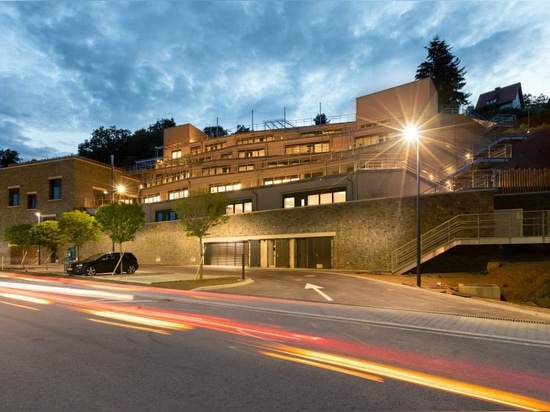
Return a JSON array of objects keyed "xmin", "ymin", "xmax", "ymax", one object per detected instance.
[
  {"xmin": 85, "ymin": 266, "xmax": 97, "ymax": 276},
  {"xmin": 126, "ymin": 265, "xmax": 136, "ymax": 274}
]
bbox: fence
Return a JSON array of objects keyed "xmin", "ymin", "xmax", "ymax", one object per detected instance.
[{"xmin": 391, "ymin": 210, "xmax": 550, "ymax": 274}]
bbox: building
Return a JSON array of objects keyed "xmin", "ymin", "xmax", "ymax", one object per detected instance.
[
  {"xmin": 475, "ymin": 82, "xmax": 524, "ymax": 112},
  {"xmin": 136, "ymin": 78, "xmax": 493, "ymax": 222},
  {"xmin": 2, "ymin": 78, "xmax": 547, "ymax": 271},
  {"xmin": 0, "ymin": 156, "xmax": 140, "ymax": 263}
]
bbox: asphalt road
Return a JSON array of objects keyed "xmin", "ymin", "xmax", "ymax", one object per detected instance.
[{"xmin": 1, "ymin": 272, "xmax": 549, "ymax": 411}]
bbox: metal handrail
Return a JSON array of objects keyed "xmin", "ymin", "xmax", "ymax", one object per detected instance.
[{"xmin": 391, "ymin": 210, "xmax": 550, "ymax": 274}]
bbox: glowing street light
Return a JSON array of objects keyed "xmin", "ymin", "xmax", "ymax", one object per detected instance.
[
  {"xmin": 405, "ymin": 126, "xmax": 421, "ymax": 287},
  {"xmin": 35, "ymin": 212, "xmax": 42, "ymax": 265}
]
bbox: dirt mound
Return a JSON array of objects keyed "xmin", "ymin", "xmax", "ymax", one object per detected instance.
[{"xmin": 368, "ymin": 260, "xmax": 550, "ymax": 308}]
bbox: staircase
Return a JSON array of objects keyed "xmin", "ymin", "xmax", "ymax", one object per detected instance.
[{"xmin": 390, "ymin": 209, "xmax": 550, "ymax": 274}]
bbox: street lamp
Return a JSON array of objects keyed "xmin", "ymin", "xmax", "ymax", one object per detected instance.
[
  {"xmin": 405, "ymin": 127, "xmax": 421, "ymax": 287},
  {"xmin": 35, "ymin": 212, "xmax": 42, "ymax": 265}
]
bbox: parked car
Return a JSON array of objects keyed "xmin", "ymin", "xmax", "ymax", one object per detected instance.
[{"xmin": 67, "ymin": 252, "xmax": 139, "ymax": 276}]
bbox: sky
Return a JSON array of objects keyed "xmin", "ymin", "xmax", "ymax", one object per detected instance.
[{"xmin": 1, "ymin": 1, "xmax": 549, "ymax": 162}]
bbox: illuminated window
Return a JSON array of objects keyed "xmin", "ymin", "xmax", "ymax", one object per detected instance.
[
  {"xmin": 226, "ymin": 200, "xmax": 253, "ymax": 214},
  {"xmin": 168, "ymin": 189, "xmax": 188, "ymax": 200},
  {"xmin": 144, "ymin": 193, "xmax": 161, "ymax": 203},
  {"xmin": 171, "ymin": 150, "xmax": 182, "ymax": 159},
  {"xmin": 210, "ymin": 183, "xmax": 241, "ymax": 193},
  {"xmin": 284, "ymin": 189, "xmax": 346, "ymax": 208},
  {"xmin": 284, "ymin": 142, "xmax": 329, "ymax": 155},
  {"xmin": 284, "ymin": 197, "xmax": 295, "ymax": 208}
]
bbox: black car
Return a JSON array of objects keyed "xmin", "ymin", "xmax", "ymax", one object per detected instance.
[{"xmin": 67, "ymin": 252, "xmax": 139, "ymax": 276}]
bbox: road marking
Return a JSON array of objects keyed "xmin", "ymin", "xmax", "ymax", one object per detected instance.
[{"xmin": 304, "ymin": 283, "xmax": 333, "ymax": 301}]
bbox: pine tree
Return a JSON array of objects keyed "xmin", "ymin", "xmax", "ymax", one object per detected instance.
[{"xmin": 415, "ymin": 35, "xmax": 471, "ymax": 109}]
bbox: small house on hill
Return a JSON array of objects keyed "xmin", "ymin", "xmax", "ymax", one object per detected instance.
[{"xmin": 475, "ymin": 82, "xmax": 524, "ymax": 112}]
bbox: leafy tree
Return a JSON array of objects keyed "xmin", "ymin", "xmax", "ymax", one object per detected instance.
[
  {"xmin": 78, "ymin": 125, "xmax": 133, "ymax": 166},
  {"xmin": 314, "ymin": 113, "xmax": 330, "ymax": 125},
  {"xmin": 203, "ymin": 125, "xmax": 228, "ymax": 138},
  {"xmin": 524, "ymin": 93, "xmax": 550, "ymax": 109},
  {"xmin": 172, "ymin": 190, "xmax": 230, "ymax": 280},
  {"xmin": 128, "ymin": 118, "xmax": 176, "ymax": 162},
  {"xmin": 58, "ymin": 210, "xmax": 101, "ymax": 260},
  {"xmin": 94, "ymin": 203, "xmax": 145, "ymax": 273},
  {"xmin": 235, "ymin": 124, "xmax": 250, "ymax": 134},
  {"xmin": 0, "ymin": 148, "xmax": 21, "ymax": 168},
  {"xmin": 30, "ymin": 221, "xmax": 67, "ymax": 264},
  {"xmin": 3, "ymin": 224, "xmax": 34, "ymax": 266},
  {"xmin": 415, "ymin": 35, "xmax": 471, "ymax": 108}
]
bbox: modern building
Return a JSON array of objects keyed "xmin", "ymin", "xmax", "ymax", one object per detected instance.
[{"xmin": 2, "ymin": 78, "xmax": 548, "ymax": 271}]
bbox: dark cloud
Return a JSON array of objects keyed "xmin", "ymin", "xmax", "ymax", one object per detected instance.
[{"xmin": 0, "ymin": 1, "xmax": 548, "ymax": 161}]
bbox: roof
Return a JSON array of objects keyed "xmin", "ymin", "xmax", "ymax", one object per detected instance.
[{"xmin": 475, "ymin": 82, "xmax": 523, "ymax": 110}]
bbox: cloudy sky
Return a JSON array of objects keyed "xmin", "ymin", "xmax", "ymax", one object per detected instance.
[{"xmin": 1, "ymin": 1, "xmax": 549, "ymax": 161}]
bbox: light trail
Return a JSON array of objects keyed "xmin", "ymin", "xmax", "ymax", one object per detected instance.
[{"xmin": 256, "ymin": 343, "xmax": 550, "ymax": 411}]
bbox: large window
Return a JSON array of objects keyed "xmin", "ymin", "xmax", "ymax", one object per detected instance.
[
  {"xmin": 284, "ymin": 188, "xmax": 346, "ymax": 208},
  {"xmin": 168, "ymin": 189, "xmax": 188, "ymax": 200},
  {"xmin": 226, "ymin": 200, "xmax": 252, "ymax": 215},
  {"xmin": 49, "ymin": 178, "xmax": 62, "ymax": 200},
  {"xmin": 284, "ymin": 142, "xmax": 329, "ymax": 155},
  {"xmin": 210, "ymin": 182, "xmax": 241, "ymax": 193},
  {"xmin": 8, "ymin": 187, "xmax": 19, "ymax": 206},
  {"xmin": 144, "ymin": 193, "xmax": 161, "ymax": 203},
  {"xmin": 238, "ymin": 148, "xmax": 265, "ymax": 158}
]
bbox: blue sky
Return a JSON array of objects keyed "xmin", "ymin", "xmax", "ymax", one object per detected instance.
[{"xmin": 1, "ymin": 1, "xmax": 549, "ymax": 161}]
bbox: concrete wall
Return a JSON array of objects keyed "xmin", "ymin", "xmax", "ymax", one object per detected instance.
[{"xmin": 81, "ymin": 190, "xmax": 495, "ymax": 272}]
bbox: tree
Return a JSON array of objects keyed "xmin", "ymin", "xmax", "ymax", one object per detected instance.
[
  {"xmin": 3, "ymin": 224, "xmax": 34, "ymax": 266},
  {"xmin": 58, "ymin": 210, "xmax": 101, "ymax": 260},
  {"xmin": 94, "ymin": 203, "xmax": 145, "ymax": 273},
  {"xmin": 172, "ymin": 190, "xmax": 229, "ymax": 280},
  {"xmin": 30, "ymin": 221, "xmax": 67, "ymax": 264},
  {"xmin": 78, "ymin": 125, "xmax": 133, "ymax": 166},
  {"xmin": 129, "ymin": 118, "xmax": 176, "ymax": 162},
  {"xmin": 314, "ymin": 113, "xmax": 330, "ymax": 125},
  {"xmin": 203, "ymin": 125, "xmax": 228, "ymax": 138},
  {"xmin": 77, "ymin": 119, "xmax": 176, "ymax": 167},
  {"xmin": 0, "ymin": 148, "xmax": 21, "ymax": 168},
  {"xmin": 415, "ymin": 35, "xmax": 471, "ymax": 108},
  {"xmin": 235, "ymin": 124, "xmax": 250, "ymax": 134}
]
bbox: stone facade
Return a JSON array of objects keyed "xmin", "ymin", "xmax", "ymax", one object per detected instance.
[{"xmin": 81, "ymin": 190, "xmax": 495, "ymax": 272}]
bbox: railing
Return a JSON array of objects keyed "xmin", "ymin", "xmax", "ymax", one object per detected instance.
[{"xmin": 390, "ymin": 210, "xmax": 550, "ymax": 274}]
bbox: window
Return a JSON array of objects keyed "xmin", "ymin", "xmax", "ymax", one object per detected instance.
[
  {"xmin": 263, "ymin": 175, "xmax": 299, "ymax": 185},
  {"xmin": 171, "ymin": 150, "xmax": 182, "ymax": 159},
  {"xmin": 155, "ymin": 209, "xmax": 177, "ymax": 222},
  {"xmin": 168, "ymin": 189, "xmax": 188, "ymax": 200},
  {"xmin": 284, "ymin": 142, "xmax": 329, "ymax": 155},
  {"xmin": 238, "ymin": 149, "xmax": 265, "ymax": 158},
  {"xmin": 27, "ymin": 193, "xmax": 37, "ymax": 209},
  {"xmin": 238, "ymin": 164, "xmax": 255, "ymax": 172},
  {"xmin": 284, "ymin": 189, "xmax": 346, "ymax": 208},
  {"xmin": 210, "ymin": 182, "xmax": 241, "ymax": 193},
  {"xmin": 49, "ymin": 178, "xmax": 62, "ymax": 200},
  {"xmin": 8, "ymin": 187, "xmax": 20, "ymax": 206},
  {"xmin": 226, "ymin": 200, "xmax": 252, "ymax": 215},
  {"xmin": 144, "ymin": 193, "xmax": 161, "ymax": 203}
]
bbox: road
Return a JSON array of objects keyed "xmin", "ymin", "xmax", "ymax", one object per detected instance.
[{"xmin": 1, "ymin": 272, "xmax": 550, "ymax": 411}]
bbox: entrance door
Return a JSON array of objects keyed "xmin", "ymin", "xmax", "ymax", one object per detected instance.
[{"xmin": 295, "ymin": 237, "xmax": 333, "ymax": 269}]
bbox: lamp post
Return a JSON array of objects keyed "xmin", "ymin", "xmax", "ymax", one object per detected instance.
[
  {"xmin": 35, "ymin": 212, "xmax": 41, "ymax": 265},
  {"xmin": 405, "ymin": 127, "xmax": 421, "ymax": 287}
]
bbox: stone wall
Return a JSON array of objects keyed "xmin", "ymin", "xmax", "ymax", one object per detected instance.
[{"xmin": 81, "ymin": 190, "xmax": 495, "ymax": 272}]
